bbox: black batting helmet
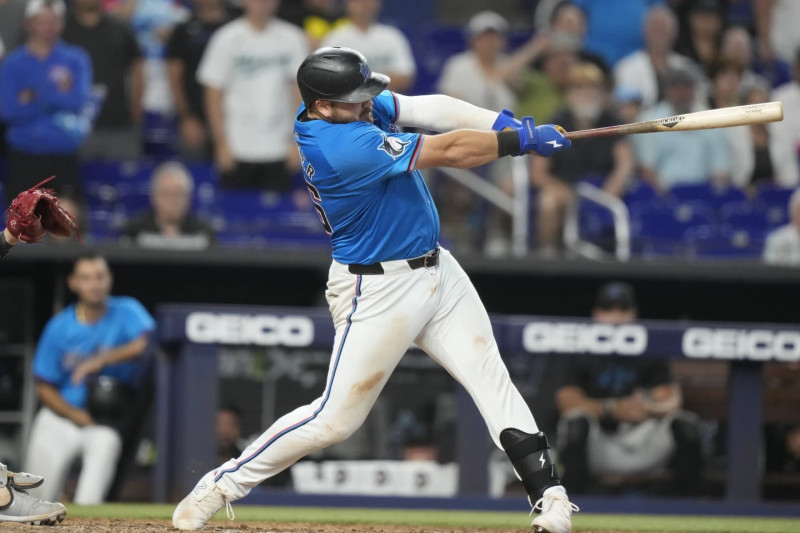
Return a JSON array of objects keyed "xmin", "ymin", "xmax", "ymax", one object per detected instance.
[{"xmin": 297, "ymin": 46, "xmax": 390, "ymax": 109}]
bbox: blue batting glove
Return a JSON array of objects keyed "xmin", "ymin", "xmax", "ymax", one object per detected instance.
[
  {"xmin": 516, "ymin": 116, "xmax": 539, "ymax": 155},
  {"xmin": 532, "ymin": 124, "xmax": 571, "ymax": 157},
  {"xmin": 492, "ymin": 108, "xmax": 522, "ymax": 131}
]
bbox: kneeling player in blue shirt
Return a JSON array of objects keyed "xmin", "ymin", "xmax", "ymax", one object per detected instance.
[{"xmin": 27, "ymin": 253, "xmax": 154, "ymax": 505}]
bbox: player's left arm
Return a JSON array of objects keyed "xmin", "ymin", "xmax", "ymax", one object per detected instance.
[{"xmin": 393, "ymin": 93, "xmax": 503, "ymax": 132}]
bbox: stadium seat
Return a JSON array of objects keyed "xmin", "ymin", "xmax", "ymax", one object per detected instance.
[
  {"xmin": 685, "ymin": 224, "xmax": 764, "ymax": 259},
  {"xmin": 756, "ymin": 185, "xmax": 794, "ymax": 228},
  {"xmin": 632, "ymin": 202, "xmax": 716, "ymax": 256},
  {"xmin": 720, "ymin": 203, "xmax": 770, "ymax": 235},
  {"xmin": 623, "ymin": 179, "xmax": 659, "ymax": 206},
  {"xmin": 669, "ymin": 183, "xmax": 747, "ymax": 211}
]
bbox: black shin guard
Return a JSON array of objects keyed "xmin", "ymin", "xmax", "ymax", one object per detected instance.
[{"xmin": 500, "ymin": 428, "xmax": 562, "ymax": 503}]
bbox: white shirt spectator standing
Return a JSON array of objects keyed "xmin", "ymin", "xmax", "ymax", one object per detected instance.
[
  {"xmin": 614, "ymin": 5, "xmax": 704, "ymax": 111},
  {"xmin": 726, "ymin": 84, "xmax": 799, "ymax": 189},
  {"xmin": 763, "ymin": 189, "xmax": 800, "ymax": 266},
  {"xmin": 197, "ymin": 0, "xmax": 308, "ymax": 190},
  {"xmin": 438, "ymin": 11, "xmax": 516, "ymax": 113},
  {"xmin": 322, "ymin": 0, "xmax": 415, "ymax": 92}
]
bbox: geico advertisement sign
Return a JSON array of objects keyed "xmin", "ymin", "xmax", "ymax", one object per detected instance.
[
  {"xmin": 682, "ymin": 328, "xmax": 800, "ymax": 361},
  {"xmin": 185, "ymin": 313, "xmax": 314, "ymax": 346},
  {"xmin": 522, "ymin": 322, "xmax": 647, "ymax": 355}
]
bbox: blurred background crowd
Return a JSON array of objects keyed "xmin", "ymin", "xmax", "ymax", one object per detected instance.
[{"xmin": 1, "ymin": 0, "xmax": 799, "ymax": 263}]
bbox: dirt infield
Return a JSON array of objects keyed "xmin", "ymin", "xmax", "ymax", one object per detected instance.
[{"xmin": 1, "ymin": 518, "xmax": 545, "ymax": 533}]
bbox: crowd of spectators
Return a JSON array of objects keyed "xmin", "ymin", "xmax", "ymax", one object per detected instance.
[{"xmin": 0, "ymin": 0, "xmax": 799, "ymax": 263}]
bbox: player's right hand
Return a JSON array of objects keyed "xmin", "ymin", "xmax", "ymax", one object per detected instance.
[
  {"xmin": 515, "ymin": 117, "xmax": 572, "ymax": 157},
  {"xmin": 69, "ymin": 408, "xmax": 94, "ymax": 427},
  {"xmin": 532, "ymin": 123, "xmax": 571, "ymax": 157}
]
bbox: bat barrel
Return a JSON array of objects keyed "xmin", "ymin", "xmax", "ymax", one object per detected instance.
[{"xmin": 564, "ymin": 101, "xmax": 784, "ymax": 141}]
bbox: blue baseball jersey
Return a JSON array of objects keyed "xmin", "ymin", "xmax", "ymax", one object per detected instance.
[
  {"xmin": 293, "ymin": 90, "xmax": 439, "ymax": 265},
  {"xmin": 33, "ymin": 296, "xmax": 156, "ymax": 409}
]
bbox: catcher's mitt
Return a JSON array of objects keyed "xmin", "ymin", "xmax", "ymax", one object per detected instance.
[{"xmin": 6, "ymin": 176, "xmax": 80, "ymax": 243}]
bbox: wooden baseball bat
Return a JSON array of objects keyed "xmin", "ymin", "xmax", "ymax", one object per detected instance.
[{"xmin": 564, "ymin": 101, "xmax": 784, "ymax": 141}]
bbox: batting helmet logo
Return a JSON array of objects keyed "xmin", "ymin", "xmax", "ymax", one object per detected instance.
[{"xmin": 377, "ymin": 134, "xmax": 411, "ymax": 160}]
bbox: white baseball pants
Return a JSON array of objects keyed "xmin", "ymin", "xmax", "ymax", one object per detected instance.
[
  {"xmin": 25, "ymin": 407, "xmax": 122, "ymax": 504},
  {"xmin": 214, "ymin": 247, "xmax": 538, "ymax": 500}
]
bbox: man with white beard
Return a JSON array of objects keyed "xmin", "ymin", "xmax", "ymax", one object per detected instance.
[{"xmin": 529, "ymin": 62, "xmax": 634, "ymax": 254}]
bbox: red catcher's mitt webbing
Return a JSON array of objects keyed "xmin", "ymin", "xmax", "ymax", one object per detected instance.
[{"xmin": 6, "ymin": 176, "xmax": 81, "ymax": 243}]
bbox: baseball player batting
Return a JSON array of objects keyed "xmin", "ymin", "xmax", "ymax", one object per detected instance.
[{"xmin": 174, "ymin": 47, "xmax": 578, "ymax": 533}]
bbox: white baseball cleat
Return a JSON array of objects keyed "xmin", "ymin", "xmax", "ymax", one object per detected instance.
[
  {"xmin": 531, "ymin": 486, "xmax": 578, "ymax": 533},
  {"xmin": 172, "ymin": 471, "xmax": 234, "ymax": 530},
  {"xmin": 0, "ymin": 466, "xmax": 67, "ymax": 525}
]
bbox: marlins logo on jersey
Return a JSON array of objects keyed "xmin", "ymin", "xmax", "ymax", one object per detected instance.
[{"xmin": 377, "ymin": 134, "xmax": 411, "ymax": 159}]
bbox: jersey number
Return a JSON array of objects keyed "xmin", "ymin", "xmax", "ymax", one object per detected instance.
[{"xmin": 306, "ymin": 181, "xmax": 332, "ymax": 234}]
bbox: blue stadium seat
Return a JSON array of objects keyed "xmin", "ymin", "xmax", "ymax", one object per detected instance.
[
  {"xmin": 720, "ymin": 203, "xmax": 770, "ymax": 235},
  {"xmin": 623, "ymin": 179, "xmax": 659, "ymax": 206},
  {"xmin": 756, "ymin": 185, "xmax": 794, "ymax": 228},
  {"xmin": 685, "ymin": 224, "xmax": 764, "ymax": 259},
  {"xmin": 578, "ymin": 201, "xmax": 615, "ymax": 242},
  {"xmin": 631, "ymin": 202, "xmax": 716, "ymax": 256},
  {"xmin": 669, "ymin": 183, "xmax": 747, "ymax": 211}
]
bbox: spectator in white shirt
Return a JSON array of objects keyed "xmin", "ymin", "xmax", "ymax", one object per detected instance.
[
  {"xmin": 726, "ymin": 83, "xmax": 798, "ymax": 191},
  {"xmin": 763, "ymin": 188, "xmax": 800, "ymax": 266},
  {"xmin": 197, "ymin": 0, "xmax": 308, "ymax": 190},
  {"xmin": 322, "ymin": 0, "xmax": 415, "ymax": 92},
  {"xmin": 614, "ymin": 5, "xmax": 703, "ymax": 111},
  {"xmin": 438, "ymin": 11, "xmax": 515, "ymax": 114}
]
